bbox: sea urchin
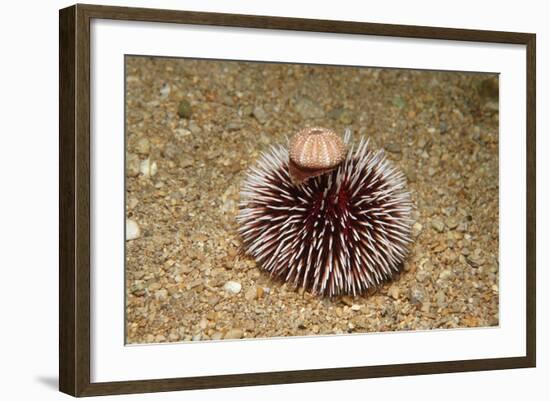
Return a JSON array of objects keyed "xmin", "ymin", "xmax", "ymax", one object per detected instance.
[{"xmin": 237, "ymin": 129, "xmax": 413, "ymax": 296}]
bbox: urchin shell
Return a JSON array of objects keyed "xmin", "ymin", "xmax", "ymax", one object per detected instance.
[
  {"xmin": 237, "ymin": 137, "xmax": 413, "ymax": 296},
  {"xmin": 289, "ymin": 127, "xmax": 346, "ymax": 170}
]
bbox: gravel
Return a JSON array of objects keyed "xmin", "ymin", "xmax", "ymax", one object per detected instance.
[{"xmin": 124, "ymin": 56, "xmax": 499, "ymax": 344}]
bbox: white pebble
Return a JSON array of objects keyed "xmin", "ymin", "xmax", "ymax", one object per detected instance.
[
  {"xmin": 154, "ymin": 289, "xmax": 168, "ymax": 301},
  {"xmin": 150, "ymin": 161, "xmax": 158, "ymax": 176},
  {"xmin": 223, "ymin": 281, "xmax": 242, "ymax": 294},
  {"xmin": 439, "ymin": 270, "xmax": 452, "ymax": 280},
  {"xmin": 160, "ymin": 83, "xmax": 171, "ymax": 98},
  {"xmin": 140, "ymin": 159, "xmax": 150, "ymax": 177},
  {"xmin": 139, "ymin": 159, "xmax": 157, "ymax": 177},
  {"xmin": 126, "ymin": 219, "xmax": 140, "ymax": 240}
]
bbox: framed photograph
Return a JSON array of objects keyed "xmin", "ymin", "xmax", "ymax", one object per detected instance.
[{"xmin": 59, "ymin": 4, "xmax": 536, "ymax": 397}]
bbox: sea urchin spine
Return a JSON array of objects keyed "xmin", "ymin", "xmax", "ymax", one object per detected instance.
[{"xmin": 237, "ymin": 135, "xmax": 413, "ymax": 296}]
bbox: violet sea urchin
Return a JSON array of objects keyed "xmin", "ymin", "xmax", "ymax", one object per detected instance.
[{"xmin": 237, "ymin": 130, "xmax": 413, "ymax": 296}]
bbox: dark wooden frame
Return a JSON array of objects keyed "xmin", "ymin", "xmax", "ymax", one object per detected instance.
[{"xmin": 59, "ymin": 3, "xmax": 536, "ymax": 397}]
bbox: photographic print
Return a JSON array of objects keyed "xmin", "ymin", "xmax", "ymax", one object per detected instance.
[
  {"xmin": 60, "ymin": 5, "xmax": 535, "ymax": 395},
  {"xmin": 124, "ymin": 56, "xmax": 499, "ymax": 344}
]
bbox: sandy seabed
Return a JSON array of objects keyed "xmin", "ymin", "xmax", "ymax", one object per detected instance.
[{"xmin": 125, "ymin": 56, "xmax": 499, "ymax": 344}]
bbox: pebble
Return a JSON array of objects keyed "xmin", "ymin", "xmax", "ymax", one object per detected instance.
[
  {"xmin": 223, "ymin": 96, "xmax": 234, "ymax": 106},
  {"xmin": 127, "ymin": 197, "xmax": 139, "ymax": 210},
  {"xmin": 415, "ymin": 268, "xmax": 430, "ymax": 283},
  {"xmin": 226, "ymin": 121, "xmax": 243, "ymax": 131},
  {"xmin": 150, "ymin": 161, "xmax": 158, "ymax": 176},
  {"xmin": 155, "ymin": 289, "xmax": 168, "ymax": 301},
  {"xmin": 432, "ymin": 242, "xmax": 447, "ymax": 253},
  {"xmin": 329, "ymin": 108, "xmax": 355, "ymax": 124},
  {"xmin": 135, "ymin": 138, "xmax": 150, "ymax": 155},
  {"xmin": 446, "ymin": 218, "xmax": 459, "ymax": 230},
  {"xmin": 252, "ymin": 106, "xmax": 268, "ymax": 124},
  {"xmin": 467, "ymin": 254, "xmax": 485, "ymax": 267},
  {"xmin": 296, "ymin": 319, "xmax": 307, "ymax": 329},
  {"xmin": 388, "ymin": 286, "xmax": 400, "ymax": 300},
  {"xmin": 431, "ymin": 219, "xmax": 445, "ymax": 233},
  {"xmin": 421, "ymin": 301, "xmax": 431, "ymax": 313},
  {"xmin": 351, "ymin": 304, "xmax": 361, "ymax": 311},
  {"xmin": 162, "ymin": 142, "xmax": 179, "ymax": 160},
  {"xmin": 385, "ymin": 143, "xmax": 402, "ymax": 153},
  {"xmin": 174, "ymin": 128, "xmax": 191, "ymax": 140},
  {"xmin": 392, "ymin": 96, "xmax": 406, "ymax": 108},
  {"xmin": 244, "ymin": 320, "xmax": 256, "ymax": 331},
  {"xmin": 177, "ymin": 100, "xmax": 192, "ymax": 119},
  {"xmin": 435, "ymin": 291, "xmax": 446, "ymax": 307},
  {"xmin": 160, "ymin": 83, "xmax": 171, "ymax": 99},
  {"xmin": 339, "ymin": 110, "xmax": 355, "ymax": 124},
  {"xmin": 180, "ymin": 157, "xmax": 193, "ymax": 168},
  {"xmin": 211, "ymin": 332, "xmax": 223, "ymax": 341},
  {"xmin": 244, "ymin": 286, "xmax": 257, "ymax": 301},
  {"xmin": 295, "ymin": 96, "xmax": 324, "ymax": 119},
  {"xmin": 126, "ymin": 153, "xmax": 140, "ymax": 176},
  {"xmin": 188, "ymin": 121, "xmax": 201, "ymax": 134},
  {"xmin": 139, "ymin": 158, "xmax": 157, "ymax": 177},
  {"xmin": 412, "ymin": 222, "xmax": 423, "ymax": 238},
  {"xmin": 126, "ymin": 219, "xmax": 140, "ymax": 240},
  {"xmin": 130, "ymin": 282, "xmax": 145, "ymax": 296},
  {"xmin": 409, "ymin": 287, "xmax": 425, "ymax": 305},
  {"xmin": 224, "ymin": 328, "xmax": 244, "ymax": 339},
  {"xmin": 484, "ymin": 101, "xmax": 499, "ymax": 112},
  {"xmin": 439, "ymin": 269, "xmax": 452, "ymax": 281},
  {"xmin": 341, "ymin": 296, "xmax": 354, "ymax": 306},
  {"xmin": 241, "ymin": 105, "xmax": 253, "ymax": 117},
  {"xmin": 223, "ymin": 281, "xmax": 242, "ymax": 294},
  {"xmin": 187, "ymin": 279, "xmax": 203, "ymax": 289}
]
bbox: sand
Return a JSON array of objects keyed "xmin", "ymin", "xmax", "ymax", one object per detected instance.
[{"xmin": 124, "ymin": 56, "xmax": 499, "ymax": 344}]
